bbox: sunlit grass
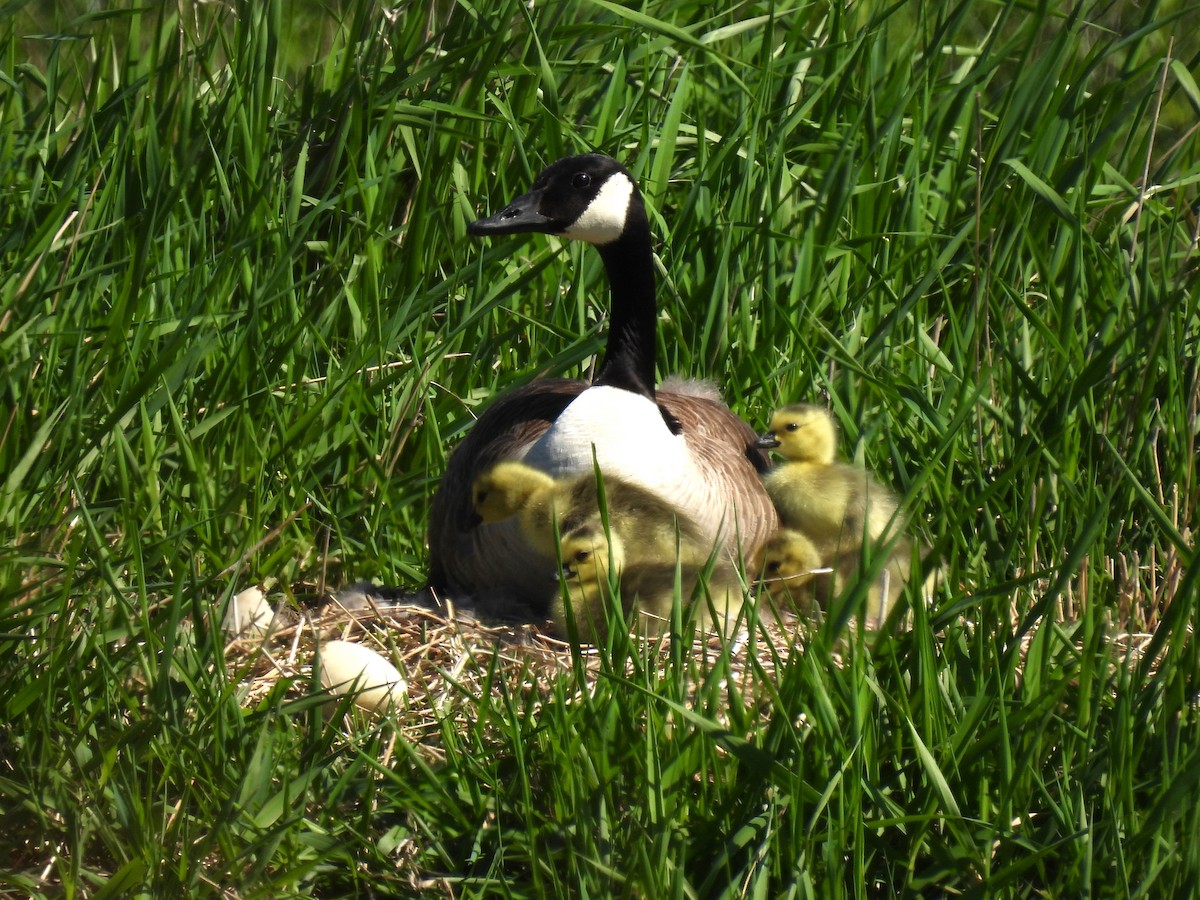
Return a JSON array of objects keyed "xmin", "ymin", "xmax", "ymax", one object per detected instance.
[{"xmin": 2, "ymin": 0, "xmax": 1198, "ymax": 894}]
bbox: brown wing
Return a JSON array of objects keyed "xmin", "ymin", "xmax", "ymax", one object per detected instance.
[
  {"xmin": 658, "ymin": 390, "xmax": 780, "ymax": 559},
  {"xmin": 425, "ymin": 378, "xmax": 586, "ymax": 608}
]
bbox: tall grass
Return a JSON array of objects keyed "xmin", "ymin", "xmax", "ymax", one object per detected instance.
[{"xmin": 2, "ymin": 0, "xmax": 1198, "ymax": 894}]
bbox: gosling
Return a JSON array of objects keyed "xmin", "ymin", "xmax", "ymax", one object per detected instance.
[
  {"xmin": 752, "ymin": 528, "xmax": 827, "ymax": 615},
  {"xmin": 758, "ymin": 404, "xmax": 928, "ymax": 626},
  {"xmin": 553, "ymin": 523, "xmax": 744, "ymax": 643},
  {"xmin": 472, "ymin": 460, "xmax": 714, "ymax": 566},
  {"xmin": 756, "ymin": 404, "xmax": 904, "ymax": 559}
]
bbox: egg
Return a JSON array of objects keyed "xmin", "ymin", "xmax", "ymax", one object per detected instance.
[{"xmin": 318, "ymin": 640, "xmax": 407, "ymax": 713}]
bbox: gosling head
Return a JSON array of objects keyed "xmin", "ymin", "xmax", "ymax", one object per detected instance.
[
  {"xmin": 467, "ymin": 154, "xmax": 640, "ymax": 247},
  {"xmin": 471, "ymin": 461, "xmax": 556, "ymax": 523},
  {"xmin": 754, "ymin": 528, "xmax": 823, "ymax": 584},
  {"xmin": 557, "ymin": 524, "xmax": 623, "ymax": 583},
  {"xmin": 756, "ymin": 404, "xmax": 838, "ymax": 464},
  {"xmin": 754, "ymin": 529, "xmax": 824, "ymax": 610}
]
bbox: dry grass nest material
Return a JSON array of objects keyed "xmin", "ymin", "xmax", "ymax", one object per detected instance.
[
  {"xmin": 223, "ymin": 588, "xmax": 814, "ymax": 754},
  {"xmin": 223, "ymin": 580, "xmax": 1165, "ymax": 765}
]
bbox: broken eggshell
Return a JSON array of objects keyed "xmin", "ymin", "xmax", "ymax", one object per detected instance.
[{"xmin": 222, "ymin": 586, "xmax": 278, "ymax": 639}]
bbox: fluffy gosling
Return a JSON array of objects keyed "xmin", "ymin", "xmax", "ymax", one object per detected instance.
[
  {"xmin": 757, "ymin": 404, "xmax": 927, "ymax": 626},
  {"xmin": 553, "ymin": 523, "xmax": 743, "ymax": 643},
  {"xmin": 471, "ymin": 460, "xmax": 714, "ymax": 566},
  {"xmin": 752, "ymin": 528, "xmax": 827, "ymax": 615},
  {"xmin": 757, "ymin": 404, "xmax": 905, "ymax": 557}
]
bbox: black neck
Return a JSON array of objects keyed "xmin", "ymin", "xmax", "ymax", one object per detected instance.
[{"xmin": 593, "ymin": 201, "xmax": 657, "ymax": 399}]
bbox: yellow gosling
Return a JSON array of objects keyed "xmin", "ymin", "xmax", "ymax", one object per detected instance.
[
  {"xmin": 471, "ymin": 460, "xmax": 558, "ymax": 524},
  {"xmin": 756, "ymin": 404, "xmax": 904, "ymax": 558},
  {"xmin": 752, "ymin": 528, "xmax": 827, "ymax": 615},
  {"xmin": 473, "ymin": 460, "xmax": 715, "ymax": 567},
  {"xmin": 552, "ymin": 524, "xmax": 744, "ymax": 644},
  {"xmin": 551, "ymin": 523, "xmax": 626, "ymax": 643}
]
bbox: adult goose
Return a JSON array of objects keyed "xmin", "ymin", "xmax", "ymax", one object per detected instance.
[{"xmin": 426, "ymin": 154, "xmax": 778, "ymax": 612}]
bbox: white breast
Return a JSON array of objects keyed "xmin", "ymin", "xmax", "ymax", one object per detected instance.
[
  {"xmin": 521, "ymin": 386, "xmax": 686, "ymax": 477},
  {"xmin": 520, "ymin": 384, "xmax": 713, "ymax": 523}
]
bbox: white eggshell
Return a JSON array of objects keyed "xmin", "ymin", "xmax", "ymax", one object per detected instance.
[
  {"xmin": 223, "ymin": 586, "xmax": 276, "ymax": 639},
  {"xmin": 318, "ymin": 640, "xmax": 407, "ymax": 712}
]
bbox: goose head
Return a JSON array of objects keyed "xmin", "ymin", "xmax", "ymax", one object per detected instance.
[
  {"xmin": 468, "ymin": 154, "xmax": 640, "ymax": 246},
  {"xmin": 469, "ymin": 153, "xmax": 657, "ymax": 401},
  {"xmin": 756, "ymin": 404, "xmax": 839, "ymax": 465}
]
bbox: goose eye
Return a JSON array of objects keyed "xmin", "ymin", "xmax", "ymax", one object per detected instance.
[
  {"xmin": 475, "ymin": 489, "xmax": 489, "ymax": 504},
  {"xmin": 573, "ymin": 549, "xmax": 592, "ymax": 564},
  {"xmin": 572, "ymin": 172, "xmax": 592, "ymax": 189},
  {"xmin": 785, "ymin": 422, "xmax": 799, "ymax": 432},
  {"xmin": 766, "ymin": 561, "xmax": 780, "ymax": 574}
]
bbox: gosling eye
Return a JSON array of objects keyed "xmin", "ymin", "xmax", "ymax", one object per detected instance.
[
  {"xmin": 572, "ymin": 172, "xmax": 592, "ymax": 189},
  {"xmin": 573, "ymin": 549, "xmax": 592, "ymax": 565},
  {"xmin": 766, "ymin": 561, "xmax": 781, "ymax": 575},
  {"xmin": 474, "ymin": 489, "xmax": 489, "ymax": 505},
  {"xmin": 785, "ymin": 422, "xmax": 799, "ymax": 432}
]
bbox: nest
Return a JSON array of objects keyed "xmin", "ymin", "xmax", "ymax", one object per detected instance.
[{"xmin": 221, "ymin": 584, "xmax": 816, "ymax": 757}]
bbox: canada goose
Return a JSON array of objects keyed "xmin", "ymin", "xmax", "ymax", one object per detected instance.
[
  {"xmin": 427, "ymin": 154, "xmax": 778, "ymax": 611},
  {"xmin": 752, "ymin": 528, "xmax": 826, "ymax": 615},
  {"xmin": 756, "ymin": 530, "xmax": 912, "ymax": 628},
  {"xmin": 757, "ymin": 404, "xmax": 926, "ymax": 627},
  {"xmin": 471, "ymin": 459, "xmax": 712, "ymax": 565},
  {"xmin": 553, "ymin": 522, "xmax": 744, "ymax": 643},
  {"xmin": 756, "ymin": 404, "xmax": 904, "ymax": 558}
]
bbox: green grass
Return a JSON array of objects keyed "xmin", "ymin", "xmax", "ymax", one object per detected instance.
[{"xmin": 2, "ymin": 0, "xmax": 1199, "ymax": 894}]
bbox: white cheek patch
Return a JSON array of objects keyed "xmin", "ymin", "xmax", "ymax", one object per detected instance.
[{"xmin": 563, "ymin": 174, "xmax": 633, "ymax": 245}]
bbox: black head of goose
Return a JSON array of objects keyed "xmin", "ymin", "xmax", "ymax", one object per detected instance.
[
  {"xmin": 426, "ymin": 153, "xmax": 778, "ymax": 612},
  {"xmin": 468, "ymin": 154, "xmax": 658, "ymax": 402}
]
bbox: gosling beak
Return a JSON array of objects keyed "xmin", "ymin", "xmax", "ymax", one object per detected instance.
[
  {"xmin": 755, "ymin": 431, "xmax": 780, "ymax": 450},
  {"xmin": 468, "ymin": 187, "xmax": 556, "ymax": 236}
]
